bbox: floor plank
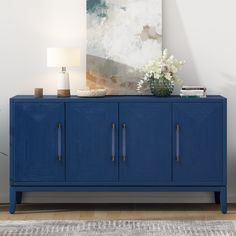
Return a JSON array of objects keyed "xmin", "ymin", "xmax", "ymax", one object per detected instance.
[{"xmin": 0, "ymin": 204, "xmax": 235, "ymax": 220}]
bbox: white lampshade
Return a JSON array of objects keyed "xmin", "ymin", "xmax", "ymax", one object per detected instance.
[{"xmin": 47, "ymin": 48, "xmax": 80, "ymax": 67}]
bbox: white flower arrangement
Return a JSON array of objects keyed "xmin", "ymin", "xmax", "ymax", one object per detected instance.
[{"xmin": 137, "ymin": 49, "xmax": 185, "ymax": 92}]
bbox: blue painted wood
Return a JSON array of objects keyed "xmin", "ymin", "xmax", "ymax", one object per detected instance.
[
  {"xmin": 13, "ymin": 103, "xmax": 65, "ymax": 182},
  {"xmin": 11, "ymin": 181, "xmax": 224, "ymax": 186},
  {"xmin": 119, "ymin": 103, "xmax": 172, "ymax": 183},
  {"xmin": 66, "ymin": 103, "xmax": 118, "ymax": 182},
  {"xmin": 10, "ymin": 96, "xmax": 227, "ymax": 214},
  {"xmin": 173, "ymin": 103, "xmax": 223, "ymax": 184},
  {"xmin": 220, "ymin": 187, "xmax": 227, "ymax": 214},
  {"xmin": 12, "ymin": 186, "xmax": 224, "ymax": 192},
  {"xmin": 222, "ymin": 99, "xmax": 227, "ymax": 185},
  {"xmin": 9, "ymin": 187, "xmax": 16, "ymax": 214},
  {"xmin": 11, "ymin": 95, "xmax": 225, "ymax": 103}
]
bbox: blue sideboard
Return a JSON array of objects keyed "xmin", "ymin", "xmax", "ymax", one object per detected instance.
[{"xmin": 9, "ymin": 95, "xmax": 227, "ymax": 213}]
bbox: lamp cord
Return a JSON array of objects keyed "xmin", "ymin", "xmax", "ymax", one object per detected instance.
[{"xmin": 0, "ymin": 152, "xmax": 8, "ymax": 157}]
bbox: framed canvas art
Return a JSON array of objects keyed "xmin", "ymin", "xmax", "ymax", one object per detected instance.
[{"xmin": 87, "ymin": 0, "xmax": 162, "ymax": 95}]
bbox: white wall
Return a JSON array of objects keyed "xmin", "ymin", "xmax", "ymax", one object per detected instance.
[{"xmin": 0, "ymin": 0, "xmax": 235, "ymax": 203}]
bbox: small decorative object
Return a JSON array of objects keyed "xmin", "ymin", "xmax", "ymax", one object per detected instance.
[
  {"xmin": 47, "ymin": 48, "xmax": 80, "ymax": 97},
  {"xmin": 34, "ymin": 88, "xmax": 43, "ymax": 98},
  {"xmin": 180, "ymin": 86, "xmax": 207, "ymax": 98},
  {"xmin": 137, "ymin": 49, "xmax": 185, "ymax": 96},
  {"xmin": 77, "ymin": 88, "xmax": 107, "ymax": 97}
]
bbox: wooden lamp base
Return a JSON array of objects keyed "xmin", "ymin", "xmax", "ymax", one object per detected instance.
[
  {"xmin": 57, "ymin": 70, "xmax": 71, "ymax": 97},
  {"xmin": 57, "ymin": 89, "xmax": 70, "ymax": 97}
]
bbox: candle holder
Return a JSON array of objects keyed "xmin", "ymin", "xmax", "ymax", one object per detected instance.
[{"xmin": 34, "ymin": 88, "xmax": 43, "ymax": 98}]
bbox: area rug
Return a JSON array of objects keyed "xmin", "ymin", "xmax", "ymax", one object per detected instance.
[{"xmin": 0, "ymin": 220, "xmax": 235, "ymax": 236}]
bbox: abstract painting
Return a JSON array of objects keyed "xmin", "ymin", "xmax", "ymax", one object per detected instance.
[{"xmin": 87, "ymin": 0, "xmax": 162, "ymax": 95}]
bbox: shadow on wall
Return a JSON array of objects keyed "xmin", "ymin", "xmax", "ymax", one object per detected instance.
[
  {"xmin": 163, "ymin": 0, "xmax": 200, "ymax": 94},
  {"xmin": 219, "ymin": 73, "xmax": 236, "ymax": 95},
  {"xmin": 0, "ymin": 156, "xmax": 9, "ymax": 203}
]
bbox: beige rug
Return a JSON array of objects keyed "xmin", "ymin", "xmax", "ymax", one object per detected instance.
[{"xmin": 0, "ymin": 220, "xmax": 235, "ymax": 236}]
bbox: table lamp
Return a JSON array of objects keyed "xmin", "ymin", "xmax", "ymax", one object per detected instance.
[{"xmin": 47, "ymin": 48, "xmax": 80, "ymax": 97}]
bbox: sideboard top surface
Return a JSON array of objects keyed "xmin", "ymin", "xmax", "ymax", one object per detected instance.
[{"xmin": 11, "ymin": 95, "xmax": 226, "ymax": 103}]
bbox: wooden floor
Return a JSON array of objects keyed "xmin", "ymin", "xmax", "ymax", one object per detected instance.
[{"xmin": 0, "ymin": 204, "xmax": 236, "ymax": 220}]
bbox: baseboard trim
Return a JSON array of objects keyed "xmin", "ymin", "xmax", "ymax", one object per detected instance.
[{"xmin": 2, "ymin": 192, "xmax": 236, "ymax": 204}]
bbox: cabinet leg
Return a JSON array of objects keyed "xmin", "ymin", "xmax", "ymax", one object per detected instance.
[
  {"xmin": 220, "ymin": 188, "xmax": 227, "ymax": 214},
  {"xmin": 16, "ymin": 192, "xmax": 22, "ymax": 204},
  {"xmin": 214, "ymin": 192, "xmax": 220, "ymax": 204},
  {"xmin": 9, "ymin": 187, "xmax": 16, "ymax": 214}
]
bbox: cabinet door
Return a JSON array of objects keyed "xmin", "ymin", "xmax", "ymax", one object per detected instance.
[
  {"xmin": 173, "ymin": 103, "xmax": 223, "ymax": 184},
  {"xmin": 13, "ymin": 103, "xmax": 65, "ymax": 182},
  {"xmin": 66, "ymin": 103, "xmax": 118, "ymax": 182},
  {"xmin": 119, "ymin": 103, "xmax": 172, "ymax": 183}
]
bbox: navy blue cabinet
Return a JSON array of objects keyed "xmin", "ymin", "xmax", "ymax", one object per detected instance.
[
  {"xmin": 13, "ymin": 103, "xmax": 65, "ymax": 182},
  {"xmin": 119, "ymin": 104, "xmax": 172, "ymax": 183},
  {"xmin": 173, "ymin": 103, "xmax": 223, "ymax": 184},
  {"xmin": 10, "ymin": 96, "xmax": 227, "ymax": 214},
  {"xmin": 66, "ymin": 103, "xmax": 118, "ymax": 183}
]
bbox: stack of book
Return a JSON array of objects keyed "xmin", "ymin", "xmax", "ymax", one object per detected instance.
[{"xmin": 180, "ymin": 86, "xmax": 207, "ymax": 98}]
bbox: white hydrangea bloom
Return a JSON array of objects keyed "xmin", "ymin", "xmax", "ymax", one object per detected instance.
[
  {"xmin": 137, "ymin": 49, "xmax": 185, "ymax": 92},
  {"xmin": 165, "ymin": 73, "xmax": 172, "ymax": 81}
]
